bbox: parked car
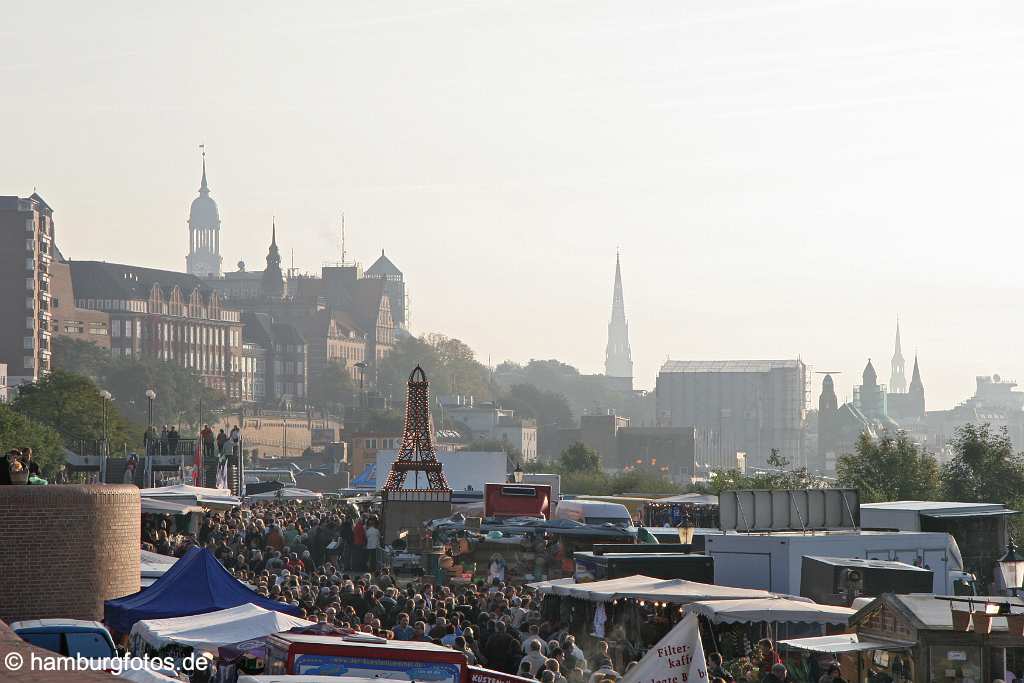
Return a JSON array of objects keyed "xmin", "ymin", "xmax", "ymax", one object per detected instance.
[{"xmin": 10, "ymin": 619, "xmax": 117, "ymax": 659}]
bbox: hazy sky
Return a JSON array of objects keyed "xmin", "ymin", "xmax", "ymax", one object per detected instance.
[{"xmin": 5, "ymin": 1, "xmax": 1024, "ymax": 410}]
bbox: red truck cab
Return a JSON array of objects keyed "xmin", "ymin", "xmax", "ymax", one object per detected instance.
[
  {"xmin": 264, "ymin": 633, "xmax": 467, "ymax": 681},
  {"xmin": 484, "ymin": 483, "xmax": 551, "ymax": 519}
]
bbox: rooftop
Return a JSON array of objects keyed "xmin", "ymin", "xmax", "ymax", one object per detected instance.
[
  {"xmin": 70, "ymin": 260, "xmax": 214, "ymax": 301},
  {"xmin": 660, "ymin": 359, "xmax": 804, "ymax": 374}
]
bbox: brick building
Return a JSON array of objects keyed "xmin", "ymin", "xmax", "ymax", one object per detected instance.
[
  {"xmin": 69, "ymin": 261, "xmax": 243, "ymax": 395},
  {"xmin": 345, "ymin": 431, "xmax": 403, "ymax": 477},
  {"xmin": 50, "ymin": 246, "xmax": 110, "ymax": 348}
]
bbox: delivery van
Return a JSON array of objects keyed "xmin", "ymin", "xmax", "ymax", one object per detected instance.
[{"xmin": 553, "ymin": 500, "xmax": 632, "ymax": 527}]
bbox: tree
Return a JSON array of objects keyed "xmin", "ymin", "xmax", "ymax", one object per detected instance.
[
  {"xmin": 837, "ymin": 432, "xmax": 940, "ymax": 503},
  {"xmin": 12, "ymin": 370, "xmax": 134, "ymax": 449},
  {"xmin": 308, "ymin": 361, "xmax": 355, "ymax": 413},
  {"xmin": 941, "ymin": 424, "xmax": 1024, "ymax": 508},
  {"xmin": 0, "ymin": 405, "xmax": 65, "ymax": 477},
  {"xmin": 51, "ymin": 336, "xmax": 227, "ymax": 431},
  {"xmin": 379, "ymin": 334, "xmax": 495, "ymax": 405},
  {"xmin": 51, "ymin": 337, "xmax": 110, "ymax": 381},
  {"xmin": 498, "ymin": 384, "xmax": 575, "ymax": 428},
  {"xmin": 559, "ymin": 442, "xmax": 601, "ymax": 472}
]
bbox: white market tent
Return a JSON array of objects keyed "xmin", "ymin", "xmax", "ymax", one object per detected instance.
[
  {"xmin": 141, "ymin": 550, "xmax": 178, "ymax": 588},
  {"xmin": 140, "ymin": 498, "xmax": 205, "ymax": 515},
  {"xmin": 527, "ymin": 577, "xmax": 576, "ymax": 592},
  {"xmin": 246, "ymin": 487, "xmax": 323, "ymax": 501},
  {"xmin": 114, "ymin": 667, "xmax": 182, "ymax": 682},
  {"xmin": 130, "ymin": 603, "xmax": 312, "ymax": 651},
  {"xmin": 537, "ymin": 575, "xmax": 797, "ymax": 604},
  {"xmin": 140, "ymin": 485, "xmax": 241, "ymax": 509},
  {"xmin": 685, "ymin": 598, "xmax": 855, "ymax": 625},
  {"xmin": 778, "ymin": 633, "xmax": 916, "ymax": 654}
]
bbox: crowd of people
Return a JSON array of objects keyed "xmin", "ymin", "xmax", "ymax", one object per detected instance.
[
  {"xmin": 142, "ymin": 497, "xmax": 805, "ymax": 683},
  {"xmin": 0, "ymin": 447, "xmax": 45, "ymax": 485},
  {"xmin": 143, "ymin": 424, "xmax": 242, "ymax": 457}
]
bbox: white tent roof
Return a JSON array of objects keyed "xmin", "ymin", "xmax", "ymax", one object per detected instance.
[
  {"xmin": 115, "ymin": 667, "xmax": 181, "ymax": 682},
  {"xmin": 141, "ymin": 497, "xmax": 204, "ymax": 515},
  {"xmin": 140, "ymin": 550, "xmax": 178, "ymax": 578},
  {"xmin": 140, "ymin": 484, "xmax": 240, "ymax": 508},
  {"xmin": 247, "ymin": 487, "xmax": 323, "ymax": 501},
  {"xmin": 527, "ymin": 577, "xmax": 576, "ymax": 591},
  {"xmin": 130, "ymin": 603, "xmax": 312, "ymax": 651},
  {"xmin": 686, "ymin": 598, "xmax": 855, "ymax": 625},
  {"xmin": 778, "ymin": 634, "xmax": 916, "ymax": 654},
  {"xmin": 543, "ymin": 575, "xmax": 792, "ymax": 604}
]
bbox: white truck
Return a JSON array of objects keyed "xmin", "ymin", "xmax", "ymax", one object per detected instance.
[{"xmin": 705, "ymin": 530, "xmax": 978, "ymax": 596}]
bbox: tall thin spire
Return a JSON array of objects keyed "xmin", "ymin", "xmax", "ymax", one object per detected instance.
[
  {"xmin": 199, "ymin": 144, "xmax": 209, "ymax": 193},
  {"xmin": 271, "ymin": 216, "xmax": 277, "ymax": 247},
  {"xmin": 890, "ymin": 316, "xmax": 907, "ymax": 393},
  {"xmin": 605, "ymin": 250, "xmax": 633, "ymax": 386}
]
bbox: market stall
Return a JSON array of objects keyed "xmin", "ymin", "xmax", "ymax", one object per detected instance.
[
  {"xmin": 642, "ymin": 493, "xmax": 719, "ymax": 528},
  {"xmin": 140, "ymin": 550, "xmax": 178, "ymax": 588},
  {"xmin": 130, "ymin": 604, "xmax": 312, "ymax": 654},
  {"xmin": 686, "ymin": 598, "xmax": 854, "ymax": 626},
  {"xmin": 246, "ymin": 487, "xmax": 323, "ymax": 501},
  {"xmin": 140, "ymin": 484, "xmax": 241, "ymax": 509},
  {"xmin": 105, "ymin": 547, "xmax": 303, "ymax": 636}
]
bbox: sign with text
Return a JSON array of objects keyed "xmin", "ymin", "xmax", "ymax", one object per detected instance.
[{"xmin": 623, "ymin": 613, "xmax": 707, "ymax": 683}]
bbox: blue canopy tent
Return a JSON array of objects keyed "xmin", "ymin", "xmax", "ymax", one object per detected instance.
[
  {"xmin": 105, "ymin": 547, "xmax": 302, "ymax": 635},
  {"xmin": 351, "ymin": 462, "xmax": 376, "ymax": 488}
]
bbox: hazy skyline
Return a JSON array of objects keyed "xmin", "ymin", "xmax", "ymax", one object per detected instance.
[{"xmin": 5, "ymin": 1, "xmax": 1024, "ymax": 410}]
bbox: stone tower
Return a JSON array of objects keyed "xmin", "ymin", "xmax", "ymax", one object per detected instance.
[
  {"xmin": 890, "ymin": 318, "xmax": 906, "ymax": 393},
  {"xmin": 817, "ymin": 373, "xmax": 839, "ymax": 462},
  {"xmin": 908, "ymin": 355, "xmax": 925, "ymax": 417},
  {"xmin": 186, "ymin": 149, "xmax": 223, "ymax": 277},
  {"xmin": 604, "ymin": 251, "xmax": 633, "ymax": 390},
  {"xmin": 260, "ymin": 220, "xmax": 286, "ymax": 300}
]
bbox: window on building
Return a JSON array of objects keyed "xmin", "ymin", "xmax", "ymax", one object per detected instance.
[{"xmin": 51, "ymin": 296, "xmax": 59, "ymax": 308}]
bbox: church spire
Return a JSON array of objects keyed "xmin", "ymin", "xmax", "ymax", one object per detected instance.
[
  {"xmin": 890, "ymin": 317, "xmax": 907, "ymax": 393},
  {"xmin": 605, "ymin": 250, "xmax": 633, "ymax": 387},
  {"xmin": 199, "ymin": 145, "xmax": 209, "ymax": 194}
]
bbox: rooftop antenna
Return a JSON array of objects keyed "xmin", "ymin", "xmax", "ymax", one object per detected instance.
[
  {"xmin": 340, "ymin": 212, "xmax": 347, "ymax": 266},
  {"xmin": 290, "ymin": 248, "xmax": 295, "ymax": 276}
]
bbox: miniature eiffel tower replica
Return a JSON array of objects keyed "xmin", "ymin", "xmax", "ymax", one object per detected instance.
[{"xmin": 380, "ymin": 366, "xmax": 452, "ymax": 543}]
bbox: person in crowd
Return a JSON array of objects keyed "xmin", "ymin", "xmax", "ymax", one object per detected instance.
[
  {"xmin": 201, "ymin": 424, "xmax": 215, "ymax": 458},
  {"xmin": 819, "ymin": 664, "xmax": 845, "ymax": 683},
  {"xmin": 365, "ymin": 516, "xmax": 381, "ymax": 572},
  {"xmin": 229, "ymin": 424, "xmax": 241, "ymax": 455},
  {"xmin": 216, "ymin": 428, "xmax": 229, "ymax": 455},
  {"xmin": 589, "ymin": 656, "xmax": 620, "ymax": 683},
  {"xmin": 709, "ymin": 652, "xmax": 735, "ymax": 683},
  {"xmin": 167, "ymin": 425, "xmax": 180, "ymax": 454},
  {"xmin": 763, "ymin": 663, "xmax": 788, "ymax": 683},
  {"xmin": 756, "ymin": 640, "xmax": 783, "ymax": 677},
  {"xmin": 522, "ymin": 638, "xmax": 548, "ymax": 675}
]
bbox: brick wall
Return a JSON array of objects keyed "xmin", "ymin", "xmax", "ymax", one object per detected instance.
[{"xmin": 0, "ymin": 485, "xmax": 140, "ymax": 623}]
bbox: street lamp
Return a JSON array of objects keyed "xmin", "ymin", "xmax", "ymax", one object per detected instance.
[
  {"xmin": 354, "ymin": 362, "xmax": 367, "ymax": 408},
  {"xmin": 145, "ymin": 389, "xmax": 156, "ymax": 427},
  {"xmin": 512, "ymin": 462, "xmax": 524, "ymax": 484},
  {"xmin": 998, "ymin": 539, "xmax": 1024, "ymax": 597},
  {"xmin": 99, "ymin": 390, "xmax": 112, "ymax": 456}
]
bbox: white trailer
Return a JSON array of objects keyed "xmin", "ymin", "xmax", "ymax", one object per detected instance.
[
  {"xmin": 705, "ymin": 530, "xmax": 977, "ymax": 596},
  {"xmin": 374, "ymin": 450, "xmax": 506, "ymax": 492}
]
